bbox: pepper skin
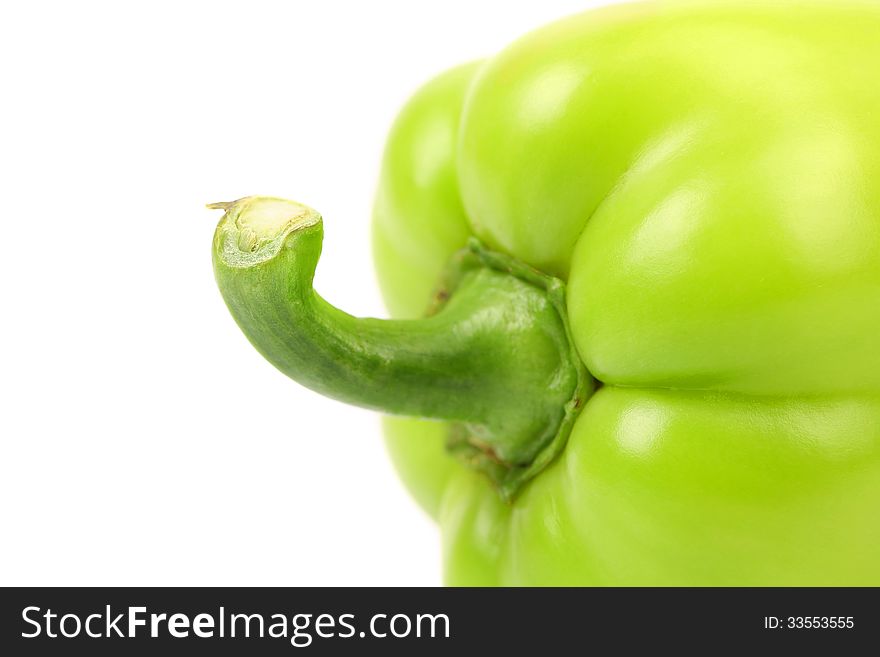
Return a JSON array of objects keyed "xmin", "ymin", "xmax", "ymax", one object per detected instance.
[
  {"xmin": 373, "ymin": 0, "xmax": 880, "ymax": 585},
  {"xmin": 214, "ymin": 0, "xmax": 880, "ymax": 586}
]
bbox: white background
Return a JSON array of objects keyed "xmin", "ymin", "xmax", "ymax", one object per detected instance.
[{"xmin": 0, "ymin": 0, "xmax": 615, "ymax": 585}]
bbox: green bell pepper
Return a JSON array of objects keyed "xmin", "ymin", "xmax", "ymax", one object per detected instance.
[{"xmin": 212, "ymin": 0, "xmax": 880, "ymax": 585}]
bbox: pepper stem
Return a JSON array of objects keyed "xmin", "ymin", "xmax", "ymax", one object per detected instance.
[{"xmin": 211, "ymin": 196, "xmax": 592, "ymax": 500}]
